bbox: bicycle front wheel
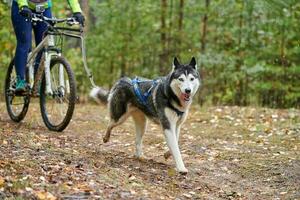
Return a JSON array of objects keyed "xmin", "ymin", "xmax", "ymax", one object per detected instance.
[{"xmin": 40, "ymin": 56, "xmax": 76, "ymax": 132}]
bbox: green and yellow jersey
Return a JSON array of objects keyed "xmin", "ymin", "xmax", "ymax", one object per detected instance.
[{"xmin": 15, "ymin": 0, "xmax": 82, "ymax": 13}]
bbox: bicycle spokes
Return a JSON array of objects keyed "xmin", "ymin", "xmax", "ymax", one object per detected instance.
[
  {"xmin": 5, "ymin": 59, "xmax": 30, "ymax": 122},
  {"xmin": 40, "ymin": 57, "xmax": 76, "ymax": 131},
  {"xmin": 46, "ymin": 64, "xmax": 69, "ymax": 123}
]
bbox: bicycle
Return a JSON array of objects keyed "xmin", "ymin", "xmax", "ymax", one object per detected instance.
[{"xmin": 5, "ymin": 13, "xmax": 96, "ymax": 132}]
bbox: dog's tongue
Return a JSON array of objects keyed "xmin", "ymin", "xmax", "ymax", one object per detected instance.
[{"xmin": 181, "ymin": 93, "xmax": 190, "ymax": 101}]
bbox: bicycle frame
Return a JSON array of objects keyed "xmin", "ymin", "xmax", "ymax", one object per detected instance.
[
  {"xmin": 27, "ymin": 34, "xmax": 51, "ymax": 95},
  {"xmin": 27, "ymin": 29, "xmax": 80, "ymax": 96},
  {"xmin": 26, "ymin": 14, "xmax": 97, "ymax": 98}
]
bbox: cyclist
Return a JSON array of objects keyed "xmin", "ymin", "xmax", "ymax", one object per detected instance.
[{"xmin": 11, "ymin": 0, "xmax": 85, "ymax": 93}]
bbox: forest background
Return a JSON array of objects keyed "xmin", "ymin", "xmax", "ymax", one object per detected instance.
[{"xmin": 0, "ymin": 0, "xmax": 299, "ymax": 108}]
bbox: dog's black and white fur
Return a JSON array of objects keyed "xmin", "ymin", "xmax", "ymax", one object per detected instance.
[{"xmin": 90, "ymin": 57, "xmax": 201, "ymax": 173}]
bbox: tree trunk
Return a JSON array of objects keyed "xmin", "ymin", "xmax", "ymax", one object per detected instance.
[
  {"xmin": 109, "ymin": 59, "xmax": 115, "ymax": 88},
  {"xmin": 198, "ymin": 0, "xmax": 209, "ymax": 105},
  {"xmin": 120, "ymin": 2, "xmax": 130, "ymax": 78},
  {"xmin": 200, "ymin": 0, "xmax": 209, "ymax": 54},
  {"xmin": 234, "ymin": 1, "xmax": 245, "ymax": 106},
  {"xmin": 177, "ymin": 0, "xmax": 184, "ymax": 56},
  {"xmin": 280, "ymin": 24, "xmax": 287, "ymax": 67},
  {"xmin": 120, "ymin": 54, "xmax": 126, "ymax": 78},
  {"xmin": 80, "ymin": 0, "xmax": 89, "ymax": 30},
  {"xmin": 167, "ymin": 0, "xmax": 173, "ymax": 58},
  {"xmin": 159, "ymin": 0, "xmax": 168, "ymax": 74}
]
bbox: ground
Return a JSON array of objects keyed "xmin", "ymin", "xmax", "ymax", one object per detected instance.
[{"xmin": 0, "ymin": 101, "xmax": 299, "ymax": 200}]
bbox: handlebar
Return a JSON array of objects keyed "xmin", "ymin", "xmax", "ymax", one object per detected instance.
[{"xmin": 31, "ymin": 13, "xmax": 80, "ymax": 26}]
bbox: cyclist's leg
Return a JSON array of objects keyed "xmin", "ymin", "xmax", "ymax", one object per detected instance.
[
  {"xmin": 33, "ymin": 8, "xmax": 52, "ymax": 74},
  {"xmin": 11, "ymin": 1, "xmax": 32, "ymax": 89}
]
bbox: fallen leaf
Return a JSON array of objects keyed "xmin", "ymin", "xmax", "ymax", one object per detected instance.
[
  {"xmin": 35, "ymin": 191, "xmax": 47, "ymax": 200},
  {"xmin": 167, "ymin": 168, "xmax": 176, "ymax": 177},
  {"xmin": 0, "ymin": 177, "xmax": 4, "ymax": 187},
  {"xmin": 35, "ymin": 191, "xmax": 57, "ymax": 200}
]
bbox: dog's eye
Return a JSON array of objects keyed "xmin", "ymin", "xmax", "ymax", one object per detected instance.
[
  {"xmin": 190, "ymin": 77, "xmax": 194, "ymax": 81},
  {"xmin": 178, "ymin": 78, "xmax": 184, "ymax": 82}
]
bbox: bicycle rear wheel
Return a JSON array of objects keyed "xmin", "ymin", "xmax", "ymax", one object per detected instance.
[
  {"xmin": 4, "ymin": 58, "xmax": 30, "ymax": 122},
  {"xmin": 40, "ymin": 56, "xmax": 76, "ymax": 132}
]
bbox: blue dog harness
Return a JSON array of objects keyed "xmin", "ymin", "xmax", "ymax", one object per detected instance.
[
  {"xmin": 132, "ymin": 77, "xmax": 160, "ymax": 107},
  {"xmin": 131, "ymin": 77, "xmax": 184, "ymax": 117}
]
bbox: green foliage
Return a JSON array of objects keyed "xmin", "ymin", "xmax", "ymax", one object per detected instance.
[
  {"xmin": 197, "ymin": 0, "xmax": 300, "ymax": 108},
  {"xmin": 0, "ymin": 2, "xmax": 15, "ymax": 97}
]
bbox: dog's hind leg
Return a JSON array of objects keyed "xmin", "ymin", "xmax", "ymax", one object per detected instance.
[
  {"xmin": 132, "ymin": 111, "xmax": 147, "ymax": 158},
  {"xmin": 103, "ymin": 103, "xmax": 135, "ymax": 143},
  {"xmin": 103, "ymin": 112, "xmax": 132, "ymax": 143},
  {"xmin": 103, "ymin": 120, "xmax": 120, "ymax": 143}
]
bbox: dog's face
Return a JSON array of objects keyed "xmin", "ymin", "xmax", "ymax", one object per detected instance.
[{"xmin": 170, "ymin": 57, "xmax": 201, "ymax": 105}]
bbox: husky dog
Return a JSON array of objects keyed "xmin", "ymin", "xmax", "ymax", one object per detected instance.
[{"xmin": 90, "ymin": 57, "xmax": 201, "ymax": 173}]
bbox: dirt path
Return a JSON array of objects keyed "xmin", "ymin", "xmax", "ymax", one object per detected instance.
[{"xmin": 0, "ymin": 102, "xmax": 299, "ymax": 199}]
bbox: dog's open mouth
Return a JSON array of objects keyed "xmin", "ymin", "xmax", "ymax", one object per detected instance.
[{"xmin": 181, "ymin": 93, "xmax": 191, "ymax": 102}]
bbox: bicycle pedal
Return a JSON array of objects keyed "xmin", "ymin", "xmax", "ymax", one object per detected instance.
[{"xmin": 15, "ymin": 90, "xmax": 30, "ymax": 97}]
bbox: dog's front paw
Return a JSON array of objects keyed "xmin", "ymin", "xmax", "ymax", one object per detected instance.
[
  {"xmin": 164, "ymin": 151, "xmax": 171, "ymax": 160},
  {"xmin": 177, "ymin": 167, "xmax": 188, "ymax": 175},
  {"xmin": 103, "ymin": 136, "xmax": 110, "ymax": 143},
  {"xmin": 134, "ymin": 154, "xmax": 146, "ymax": 161}
]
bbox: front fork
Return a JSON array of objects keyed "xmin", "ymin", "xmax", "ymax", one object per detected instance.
[
  {"xmin": 30, "ymin": 51, "xmax": 61, "ymax": 96},
  {"xmin": 45, "ymin": 52, "xmax": 67, "ymax": 96},
  {"xmin": 44, "ymin": 51, "xmax": 53, "ymax": 95}
]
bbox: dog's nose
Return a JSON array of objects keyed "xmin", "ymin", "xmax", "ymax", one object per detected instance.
[{"xmin": 185, "ymin": 89, "xmax": 191, "ymax": 94}]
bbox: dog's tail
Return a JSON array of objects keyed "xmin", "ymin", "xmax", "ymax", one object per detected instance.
[{"xmin": 90, "ymin": 87, "xmax": 109, "ymax": 104}]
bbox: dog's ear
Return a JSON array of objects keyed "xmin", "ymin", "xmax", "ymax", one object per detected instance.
[
  {"xmin": 173, "ymin": 57, "xmax": 181, "ymax": 70},
  {"xmin": 189, "ymin": 57, "xmax": 197, "ymax": 70}
]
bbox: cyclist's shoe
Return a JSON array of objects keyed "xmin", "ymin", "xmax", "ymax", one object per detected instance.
[{"xmin": 15, "ymin": 78, "xmax": 29, "ymax": 95}]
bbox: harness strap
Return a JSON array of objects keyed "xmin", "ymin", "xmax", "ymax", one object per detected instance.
[
  {"xmin": 132, "ymin": 77, "xmax": 159, "ymax": 106},
  {"xmin": 132, "ymin": 77, "xmax": 184, "ymax": 117}
]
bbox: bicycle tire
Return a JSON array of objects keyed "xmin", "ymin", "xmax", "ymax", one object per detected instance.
[
  {"xmin": 40, "ymin": 56, "xmax": 76, "ymax": 132},
  {"xmin": 4, "ymin": 58, "xmax": 30, "ymax": 122}
]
